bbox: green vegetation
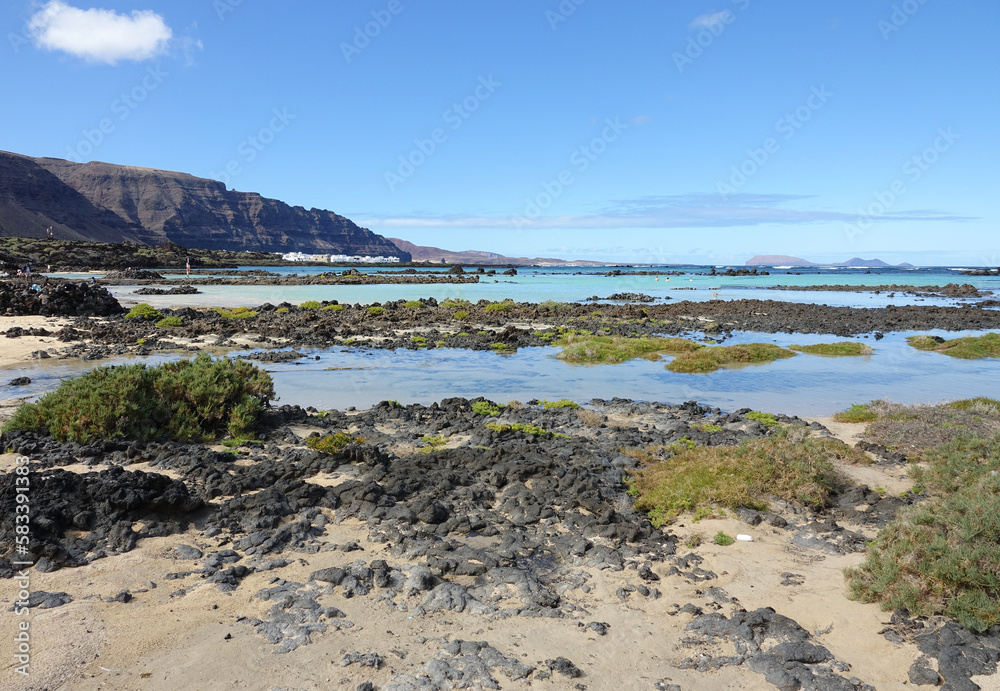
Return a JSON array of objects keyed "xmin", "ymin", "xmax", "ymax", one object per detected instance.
[
  {"xmin": 540, "ymin": 399, "xmax": 581, "ymax": 410},
  {"xmin": 276, "ymin": 307, "xmax": 290, "ymax": 313},
  {"xmin": 556, "ymin": 334, "xmax": 701, "ymax": 365},
  {"xmin": 411, "ymin": 335, "xmax": 428, "ymax": 345},
  {"xmin": 713, "ymin": 531, "xmax": 735, "ymax": 546},
  {"xmin": 125, "ymin": 303, "xmax": 163, "ymax": 321},
  {"xmin": 628, "ymin": 428, "xmax": 866, "ymax": 527},
  {"xmin": 948, "ymin": 397, "xmax": 1000, "ymax": 413},
  {"xmin": 489, "ymin": 342, "xmax": 513, "ymax": 352},
  {"xmin": 367, "ymin": 306, "xmax": 386, "ymax": 316},
  {"xmin": 441, "ymin": 298, "xmax": 471, "ymax": 309},
  {"xmin": 2, "ymin": 354, "xmax": 273, "ymax": 443},
  {"xmin": 419, "ymin": 435, "xmax": 448, "ymax": 454},
  {"xmin": 155, "ymin": 316, "xmax": 183, "ymax": 328},
  {"xmin": 538, "ymin": 300, "xmax": 570, "ymax": 311},
  {"xmin": 452, "ymin": 310, "xmax": 470, "ymax": 321},
  {"xmin": 746, "ymin": 411, "xmax": 780, "ymax": 427},
  {"xmin": 834, "ymin": 403, "xmax": 879, "ymax": 424},
  {"xmin": 403, "ymin": 300, "xmax": 425, "ymax": 309},
  {"xmin": 666, "ymin": 343, "xmax": 797, "ymax": 374},
  {"xmin": 215, "ymin": 306, "xmax": 258, "ymax": 320},
  {"xmin": 222, "ymin": 435, "xmax": 252, "ymax": 448},
  {"xmin": 299, "ymin": 300, "xmax": 322, "ymax": 310},
  {"xmin": 691, "ymin": 423, "xmax": 723, "ymax": 433},
  {"xmin": 472, "ymin": 401, "xmax": 503, "ymax": 416},
  {"xmin": 846, "ymin": 432, "xmax": 1000, "ymax": 631},
  {"xmin": 862, "ymin": 400, "xmax": 1000, "ymax": 451},
  {"xmin": 306, "ymin": 431, "xmax": 365, "ymax": 455},
  {"xmin": 790, "ymin": 342, "xmax": 874, "ymax": 356},
  {"xmin": 321, "ymin": 303, "xmax": 345, "ymax": 312},
  {"xmin": 483, "ymin": 300, "xmax": 514, "ymax": 313},
  {"xmin": 907, "ymin": 333, "xmax": 1000, "ymax": 359}
]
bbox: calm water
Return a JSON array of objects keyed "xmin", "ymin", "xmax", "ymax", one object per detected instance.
[
  {"xmin": 4, "ymin": 330, "xmax": 997, "ymax": 417},
  {"xmin": 54, "ymin": 264, "xmax": 998, "ymax": 310}
]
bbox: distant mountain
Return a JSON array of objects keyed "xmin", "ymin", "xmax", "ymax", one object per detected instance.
[
  {"xmin": 746, "ymin": 254, "xmax": 913, "ymax": 268},
  {"xmin": 388, "ymin": 238, "xmax": 603, "ymax": 266},
  {"xmin": 0, "ymin": 150, "xmax": 409, "ymax": 259}
]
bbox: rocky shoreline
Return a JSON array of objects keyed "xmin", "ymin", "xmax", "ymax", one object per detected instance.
[
  {"xmin": 767, "ymin": 283, "xmax": 990, "ymax": 298},
  {"xmin": 2, "ymin": 395, "xmax": 997, "ymax": 689}
]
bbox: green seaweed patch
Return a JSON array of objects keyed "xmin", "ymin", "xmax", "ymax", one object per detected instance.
[
  {"xmin": 667, "ymin": 343, "xmax": 796, "ymax": 374},
  {"xmin": 907, "ymin": 333, "xmax": 1000, "ymax": 359},
  {"xmin": 557, "ymin": 335, "xmax": 701, "ymax": 365},
  {"xmin": 790, "ymin": 342, "xmax": 874, "ymax": 357}
]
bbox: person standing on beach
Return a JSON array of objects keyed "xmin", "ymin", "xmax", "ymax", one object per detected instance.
[{"xmin": 186, "ymin": 256, "xmax": 191, "ymax": 278}]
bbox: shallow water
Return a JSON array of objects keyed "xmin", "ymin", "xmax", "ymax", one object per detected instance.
[
  {"xmin": 4, "ymin": 330, "xmax": 996, "ymax": 417},
  {"xmin": 56, "ymin": 264, "xmax": 995, "ymax": 310}
]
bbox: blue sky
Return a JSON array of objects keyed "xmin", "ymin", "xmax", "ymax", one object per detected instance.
[{"xmin": 4, "ymin": 0, "xmax": 998, "ymax": 265}]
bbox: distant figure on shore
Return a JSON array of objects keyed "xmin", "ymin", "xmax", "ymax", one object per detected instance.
[{"xmin": 90, "ymin": 277, "xmax": 97, "ymax": 284}]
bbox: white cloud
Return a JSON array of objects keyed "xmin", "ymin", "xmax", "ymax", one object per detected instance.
[
  {"xmin": 29, "ymin": 1, "xmax": 173, "ymax": 64},
  {"xmin": 690, "ymin": 11, "xmax": 732, "ymax": 30}
]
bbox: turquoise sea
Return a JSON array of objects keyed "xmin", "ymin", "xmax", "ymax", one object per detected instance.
[{"xmin": 12, "ymin": 264, "xmax": 999, "ymax": 416}]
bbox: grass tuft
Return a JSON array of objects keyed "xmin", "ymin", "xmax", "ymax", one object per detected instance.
[
  {"xmin": 540, "ymin": 399, "xmax": 581, "ymax": 410},
  {"xmin": 628, "ymin": 428, "xmax": 865, "ymax": 527},
  {"xmin": 833, "ymin": 403, "xmax": 879, "ymax": 424},
  {"xmin": 125, "ymin": 303, "xmax": 162, "ymax": 321},
  {"xmin": 790, "ymin": 342, "xmax": 874, "ymax": 356}
]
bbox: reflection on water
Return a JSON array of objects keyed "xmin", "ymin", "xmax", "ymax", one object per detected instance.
[{"xmin": 5, "ymin": 331, "xmax": 996, "ymax": 417}]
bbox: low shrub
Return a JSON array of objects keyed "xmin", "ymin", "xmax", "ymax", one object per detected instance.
[
  {"xmin": 472, "ymin": 401, "xmax": 503, "ymax": 416},
  {"xmin": 747, "ymin": 411, "xmax": 780, "ymax": 427},
  {"xmin": 833, "ymin": 403, "xmax": 879, "ymax": 424},
  {"xmin": 306, "ymin": 431, "xmax": 364, "ymax": 455},
  {"xmin": 368, "ymin": 306, "xmax": 385, "ymax": 316},
  {"xmin": 125, "ymin": 303, "xmax": 162, "ymax": 321},
  {"xmin": 2, "ymin": 354, "xmax": 273, "ymax": 443},
  {"xmin": 453, "ymin": 310, "xmax": 470, "ymax": 320},
  {"xmin": 321, "ymin": 303, "xmax": 345, "ymax": 312},
  {"xmin": 713, "ymin": 531, "xmax": 735, "ymax": 546},
  {"xmin": 299, "ymin": 300, "xmax": 322, "ymax": 310},
  {"xmin": 540, "ymin": 399, "xmax": 581, "ymax": 410},
  {"xmin": 403, "ymin": 300, "xmax": 425, "ymax": 309},
  {"xmin": 628, "ymin": 428, "xmax": 863, "ymax": 527},
  {"xmin": 155, "ymin": 316, "xmax": 183, "ymax": 328},
  {"xmin": 483, "ymin": 300, "xmax": 514, "ymax": 313},
  {"xmin": 215, "ymin": 306, "xmax": 258, "ymax": 320},
  {"xmin": 846, "ymin": 433, "xmax": 1000, "ymax": 632}
]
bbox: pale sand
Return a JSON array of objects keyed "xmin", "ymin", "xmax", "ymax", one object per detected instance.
[
  {"xmin": 0, "ymin": 469, "xmax": 950, "ymax": 690},
  {"xmin": 0, "ymin": 316, "xmax": 73, "ymax": 369}
]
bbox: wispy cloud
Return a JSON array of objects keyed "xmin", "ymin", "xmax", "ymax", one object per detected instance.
[
  {"xmin": 690, "ymin": 11, "xmax": 732, "ymax": 30},
  {"xmin": 28, "ymin": 1, "xmax": 173, "ymax": 64},
  {"xmin": 357, "ymin": 194, "xmax": 977, "ymax": 231}
]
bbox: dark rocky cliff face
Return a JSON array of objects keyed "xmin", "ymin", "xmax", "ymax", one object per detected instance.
[
  {"xmin": 0, "ymin": 152, "xmax": 155, "ymax": 244},
  {"xmin": 0, "ymin": 151, "xmax": 409, "ymax": 258}
]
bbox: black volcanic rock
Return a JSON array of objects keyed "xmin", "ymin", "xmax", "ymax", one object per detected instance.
[{"xmin": 0, "ymin": 151, "xmax": 409, "ymax": 258}]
